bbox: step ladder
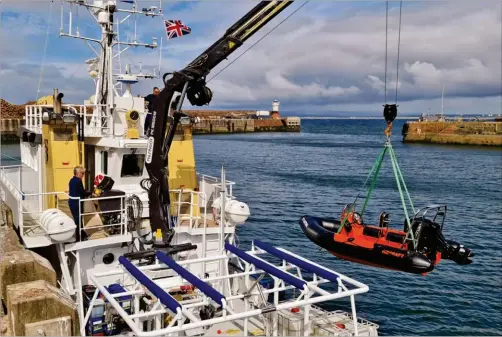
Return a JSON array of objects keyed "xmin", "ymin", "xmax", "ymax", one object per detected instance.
[{"xmin": 203, "ymin": 237, "xmax": 223, "ymax": 284}]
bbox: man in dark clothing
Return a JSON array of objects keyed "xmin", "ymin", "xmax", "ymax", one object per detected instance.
[
  {"xmin": 69, "ymin": 166, "xmax": 93, "ymax": 241},
  {"xmin": 144, "ymin": 86, "xmax": 160, "ymax": 136}
]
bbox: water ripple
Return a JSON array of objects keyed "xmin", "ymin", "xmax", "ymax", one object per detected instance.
[{"xmin": 195, "ymin": 119, "xmax": 502, "ymax": 336}]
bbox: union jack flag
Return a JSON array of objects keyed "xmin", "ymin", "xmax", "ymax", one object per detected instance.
[{"xmin": 164, "ymin": 19, "xmax": 191, "ymax": 39}]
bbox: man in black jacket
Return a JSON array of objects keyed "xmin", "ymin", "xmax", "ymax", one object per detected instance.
[{"xmin": 144, "ymin": 86, "xmax": 160, "ymax": 136}]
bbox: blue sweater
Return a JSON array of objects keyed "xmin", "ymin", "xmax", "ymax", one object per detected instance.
[{"xmin": 68, "ymin": 176, "xmax": 92, "ymax": 208}]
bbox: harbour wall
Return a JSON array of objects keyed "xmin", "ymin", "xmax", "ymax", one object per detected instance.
[
  {"xmin": 0, "ymin": 119, "xmax": 22, "ymax": 142},
  {"xmin": 191, "ymin": 119, "xmax": 255, "ymax": 134},
  {"xmin": 1, "ymin": 116, "xmax": 301, "ymax": 141},
  {"xmin": 402, "ymin": 120, "xmax": 502, "ymax": 146},
  {"xmin": 191, "ymin": 118, "xmax": 300, "ymax": 134}
]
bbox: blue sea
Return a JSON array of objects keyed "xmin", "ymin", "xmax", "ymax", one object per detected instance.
[{"xmin": 2, "ymin": 119, "xmax": 501, "ymax": 335}]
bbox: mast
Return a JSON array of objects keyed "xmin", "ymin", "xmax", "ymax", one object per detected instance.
[
  {"xmin": 59, "ymin": 0, "xmax": 162, "ymax": 126},
  {"xmin": 441, "ymin": 84, "xmax": 444, "ymax": 117}
]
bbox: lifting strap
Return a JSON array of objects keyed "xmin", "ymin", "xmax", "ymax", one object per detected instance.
[
  {"xmin": 336, "ymin": 122, "xmax": 418, "ymax": 250},
  {"xmin": 336, "ymin": 146, "xmax": 387, "ymax": 234}
]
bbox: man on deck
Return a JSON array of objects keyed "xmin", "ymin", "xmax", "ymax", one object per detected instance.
[
  {"xmin": 69, "ymin": 166, "xmax": 93, "ymax": 241},
  {"xmin": 144, "ymin": 86, "xmax": 160, "ymax": 136}
]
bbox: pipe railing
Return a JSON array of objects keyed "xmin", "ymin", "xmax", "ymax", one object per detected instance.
[{"xmin": 87, "ymin": 243, "xmax": 370, "ymax": 337}]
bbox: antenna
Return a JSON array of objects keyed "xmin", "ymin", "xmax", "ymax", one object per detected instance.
[
  {"xmin": 158, "ymin": 36, "xmax": 163, "ymax": 79},
  {"xmin": 59, "ymin": 0, "xmax": 163, "ymax": 107}
]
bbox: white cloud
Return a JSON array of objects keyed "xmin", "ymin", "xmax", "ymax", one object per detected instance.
[{"xmin": 1, "ymin": 0, "xmax": 501, "ymax": 115}]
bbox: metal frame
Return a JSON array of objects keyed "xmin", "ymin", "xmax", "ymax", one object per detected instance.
[
  {"xmin": 86, "ymin": 241, "xmax": 370, "ymax": 337},
  {"xmin": 411, "ymin": 204, "xmax": 448, "ymax": 230}
]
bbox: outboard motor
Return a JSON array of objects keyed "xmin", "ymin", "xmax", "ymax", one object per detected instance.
[
  {"xmin": 92, "ymin": 175, "xmax": 126, "ymax": 232},
  {"xmin": 409, "ymin": 218, "xmax": 474, "ymax": 265},
  {"xmin": 435, "ymin": 237, "xmax": 474, "ymax": 265}
]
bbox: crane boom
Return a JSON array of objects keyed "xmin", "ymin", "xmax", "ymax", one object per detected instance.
[{"xmin": 143, "ymin": 1, "xmax": 294, "ymax": 247}]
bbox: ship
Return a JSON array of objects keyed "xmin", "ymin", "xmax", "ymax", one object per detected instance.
[{"xmin": 0, "ymin": 1, "xmax": 379, "ymax": 336}]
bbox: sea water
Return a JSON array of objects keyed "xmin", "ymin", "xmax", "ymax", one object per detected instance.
[{"xmin": 2, "ymin": 119, "xmax": 501, "ymax": 335}]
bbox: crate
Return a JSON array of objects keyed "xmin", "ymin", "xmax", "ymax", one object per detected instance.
[{"xmin": 276, "ymin": 308, "xmax": 306, "ymax": 336}]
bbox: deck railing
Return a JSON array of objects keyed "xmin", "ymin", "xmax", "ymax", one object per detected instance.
[
  {"xmin": 1, "ymin": 165, "xmax": 232, "ymax": 243},
  {"xmin": 60, "ymin": 193, "xmax": 129, "ymax": 241},
  {"xmin": 171, "ymin": 189, "xmax": 208, "ymax": 228},
  {"xmin": 24, "ymin": 103, "xmax": 109, "ymax": 135},
  {"xmin": 197, "ymin": 173, "xmax": 235, "ymax": 197}
]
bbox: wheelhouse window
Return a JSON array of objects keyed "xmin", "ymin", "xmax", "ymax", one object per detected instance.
[{"xmin": 121, "ymin": 153, "xmax": 145, "ymax": 177}]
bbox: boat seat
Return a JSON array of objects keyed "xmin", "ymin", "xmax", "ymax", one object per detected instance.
[
  {"xmin": 363, "ymin": 226, "xmax": 382, "ymax": 238},
  {"xmin": 379, "ymin": 212, "xmax": 390, "ymax": 228},
  {"xmin": 321, "ymin": 220, "xmax": 339, "ymax": 231},
  {"xmin": 386, "ymin": 232, "xmax": 405, "ymax": 243}
]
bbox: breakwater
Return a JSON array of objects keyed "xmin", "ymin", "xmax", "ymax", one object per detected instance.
[
  {"xmin": 402, "ymin": 120, "xmax": 502, "ymax": 146},
  {"xmin": 191, "ymin": 118, "xmax": 300, "ymax": 134},
  {"xmin": 0, "ymin": 116, "xmax": 301, "ymax": 141},
  {"xmin": 0, "ymin": 119, "xmax": 21, "ymax": 142}
]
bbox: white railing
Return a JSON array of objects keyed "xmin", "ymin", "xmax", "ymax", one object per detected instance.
[
  {"xmin": 76, "ymin": 104, "xmax": 111, "ymax": 137},
  {"xmin": 171, "ymin": 189, "xmax": 208, "ymax": 229},
  {"xmin": 0, "ymin": 165, "xmax": 23, "ymax": 199},
  {"xmin": 86, "ymin": 243, "xmax": 373, "ymax": 337},
  {"xmin": 197, "ymin": 173, "xmax": 235, "ymax": 196},
  {"xmin": 57, "ymin": 193, "xmax": 129, "ymax": 242},
  {"xmin": 24, "ymin": 105, "xmax": 44, "ymax": 132},
  {"xmin": 311, "ymin": 306, "xmax": 380, "ymax": 331},
  {"xmin": 24, "ymin": 103, "xmax": 109, "ymax": 135},
  {"xmin": 0, "ymin": 166, "xmax": 130, "ymax": 243},
  {"xmin": 20, "ymin": 191, "xmax": 73, "ymax": 237}
]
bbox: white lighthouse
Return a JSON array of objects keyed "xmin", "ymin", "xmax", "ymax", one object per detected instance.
[{"xmin": 272, "ymin": 100, "xmax": 280, "ymax": 112}]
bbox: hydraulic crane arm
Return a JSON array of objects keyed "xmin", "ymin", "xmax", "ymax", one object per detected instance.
[{"xmin": 142, "ymin": 1, "xmax": 294, "ymax": 247}]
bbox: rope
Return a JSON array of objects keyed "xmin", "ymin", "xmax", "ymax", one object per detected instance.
[
  {"xmin": 388, "ymin": 145, "xmax": 415, "ymax": 214},
  {"xmin": 336, "ymin": 146, "xmax": 387, "ymax": 234},
  {"xmin": 387, "ymin": 142, "xmax": 417, "ymax": 250},
  {"xmin": 36, "ymin": 0, "xmax": 54, "ymax": 101},
  {"xmin": 207, "ymin": 0, "xmax": 310, "ymax": 83},
  {"xmin": 384, "ymin": 1, "xmax": 388, "ymax": 104},
  {"xmin": 395, "ymin": 1, "xmax": 403, "ymax": 104},
  {"xmin": 360, "ymin": 146, "xmax": 388, "ymax": 217}
]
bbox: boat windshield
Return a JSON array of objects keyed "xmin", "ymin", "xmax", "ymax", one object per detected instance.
[{"xmin": 413, "ymin": 205, "xmax": 447, "ymax": 228}]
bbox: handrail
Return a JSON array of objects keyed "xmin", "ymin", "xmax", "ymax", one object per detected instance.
[
  {"xmin": 0, "ymin": 164, "xmax": 23, "ymax": 168},
  {"xmin": 171, "ymin": 189, "xmax": 208, "ymax": 228},
  {"xmin": 198, "ymin": 174, "xmax": 236, "ymax": 185}
]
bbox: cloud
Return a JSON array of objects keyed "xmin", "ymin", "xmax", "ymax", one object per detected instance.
[
  {"xmin": 1, "ymin": 0, "xmax": 501, "ymax": 115},
  {"xmin": 199, "ymin": 0, "xmax": 501, "ymax": 111}
]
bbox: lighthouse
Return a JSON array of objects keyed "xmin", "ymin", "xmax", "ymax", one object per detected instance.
[{"xmin": 271, "ymin": 100, "xmax": 280, "ymax": 119}]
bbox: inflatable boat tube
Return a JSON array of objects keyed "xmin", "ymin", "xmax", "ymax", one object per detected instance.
[{"xmin": 299, "ymin": 215, "xmax": 435, "ymax": 275}]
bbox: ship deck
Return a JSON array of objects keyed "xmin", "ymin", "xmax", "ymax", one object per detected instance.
[{"xmin": 86, "ymin": 240, "xmax": 379, "ymax": 337}]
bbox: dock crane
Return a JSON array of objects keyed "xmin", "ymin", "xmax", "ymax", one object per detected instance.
[{"xmin": 141, "ymin": 1, "xmax": 294, "ymax": 247}]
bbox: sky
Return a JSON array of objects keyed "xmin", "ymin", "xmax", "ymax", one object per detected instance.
[{"xmin": 0, "ymin": 0, "xmax": 501, "ymax": 116}]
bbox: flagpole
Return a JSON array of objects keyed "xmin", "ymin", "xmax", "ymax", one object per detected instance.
[{"xmin": 159, "ymin": 36, "xmax": 163, "ymax": 79}]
